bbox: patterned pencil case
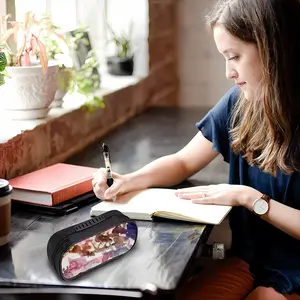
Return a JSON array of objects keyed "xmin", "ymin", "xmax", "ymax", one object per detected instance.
[{"xmin": 47, "ymin": 210, "xmax": 138, "ymax": 280}]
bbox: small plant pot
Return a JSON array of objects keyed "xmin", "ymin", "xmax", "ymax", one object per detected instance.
[
  {"xmin": 0, "ymin": 62, "xmax": 59, "ymax": 119},
  {"xmin": 106, "ymin": 56, "xmax": 134, "ymax": 76},
  {"xmin": 52, "ymin": 67, "xmax": 72, "ymax": 108}
]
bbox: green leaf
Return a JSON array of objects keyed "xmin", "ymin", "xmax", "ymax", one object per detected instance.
[
  {"xmin": 0, "ymin": 73, "xmax": 5, "ymax": 86},
  {"xmin": 2, "ymin": 69, "xmax": 11, "ymax": 78},
  {"xmin": 0, "ymin": 52, "xmax": 8, "ymax": 72},
  {"xmin": 93, "ymin": 96, "xmax": 102, "ymax": 103}
]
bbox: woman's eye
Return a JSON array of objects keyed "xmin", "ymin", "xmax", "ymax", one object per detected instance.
[{"xmin": 228, "ymin": 56, "xmax": 239, "ymax": 61}]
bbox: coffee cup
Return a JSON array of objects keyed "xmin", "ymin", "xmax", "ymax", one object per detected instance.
[{"xmin": 0, "ymin": 179, "xmax": 13, "ymax": 247}]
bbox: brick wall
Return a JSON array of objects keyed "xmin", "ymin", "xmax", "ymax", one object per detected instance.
[
  {"xmin": 178, "ymin": 0, "xmax": 232, "ymax": 107},
  {"xmin": 148, "ymin": 0, "xmax": 179, "ymax": 106},
  {"xmin": 0, "ymin": 80, "xmax": 150, "ymax": 179},
  {"xmin": 0, "ymin": 0, "xmax": 180, "ymax": 179}
]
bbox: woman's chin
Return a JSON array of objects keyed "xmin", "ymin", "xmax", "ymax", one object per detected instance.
[{"xmin": 242, "ymin": 90, "xmax": 254, "ymax": 101}]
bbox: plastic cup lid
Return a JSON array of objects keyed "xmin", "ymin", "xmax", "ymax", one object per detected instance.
[{"xmin": 0, "ymin": 179, "xmax": 12, "ymax": 196}]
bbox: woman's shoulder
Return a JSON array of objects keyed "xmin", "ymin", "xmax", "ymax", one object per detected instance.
[
  {"xmin": 204, "ymin": 86, "xmax": 240, "ymax": 129},
  {"xmin": 195, "ymin": 86, "xmax": 240, "ymax": 163},
  {"xmin": 223, "ymin": 85, "xmax": 240, "ymax": 104},
  {"xmin": 212, "ymin": 86, "xmax": 240, "ymax": 117}
]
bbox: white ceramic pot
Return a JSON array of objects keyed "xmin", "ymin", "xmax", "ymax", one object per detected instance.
[{"xmin": 0, "ymin": 62, "xmax": 59, "ymax": 119}]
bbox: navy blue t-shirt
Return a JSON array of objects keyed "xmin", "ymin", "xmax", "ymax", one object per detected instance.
[{"xmin": 196, "ymin": 86, "xmax": 300, "ymax": 294}]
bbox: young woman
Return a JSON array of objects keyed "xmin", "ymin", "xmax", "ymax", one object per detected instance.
[{"xmin": 92, "ymin": 0, "xmax": 300, "ymax": 299}]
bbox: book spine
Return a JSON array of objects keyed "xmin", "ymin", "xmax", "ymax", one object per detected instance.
[{"xmin": 51, "ymin": 179, "xmax": 93, "ymax": 205}]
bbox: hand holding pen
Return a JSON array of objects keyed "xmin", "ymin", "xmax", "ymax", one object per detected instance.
[
  {"xmin": 92, "ymin": 143, "xmax": 127, "ymax": 201},
  {"xmin": 102, "ymin": 143, "xmax": 114, "ymax": 187}
]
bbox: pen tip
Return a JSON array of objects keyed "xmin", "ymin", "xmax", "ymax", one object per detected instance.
[{"xmin": 102, "ymin": 143, "xmax": 109, "ymax": 152}]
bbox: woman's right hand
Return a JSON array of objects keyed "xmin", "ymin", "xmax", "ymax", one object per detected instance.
[{"xmin": 92, "ymin": 168, "xmax": 128, "ymax": 201}]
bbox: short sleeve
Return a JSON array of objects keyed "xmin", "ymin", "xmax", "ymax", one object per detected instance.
[{"xmin": 196, "ymin": 86, "xmax": 240, "ymax": 163}]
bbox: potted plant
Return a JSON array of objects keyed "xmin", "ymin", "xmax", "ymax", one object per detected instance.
[
  {"xmin": 0, "ymin": 12, "xmax": 59, "ymax": 119},
  {"xmin": 39, "ymin": 18, "xmax": 73, "ymax": 108},
  {"xmin": 44, "ymin": 26, "xmax": 103, "ymax": 111},
  {"xmin": 64, "ymin": 28, "xmax": 103, "ymax": 112},
  {"xmin": 68, "ymin": 49, "xmax": 103, "ymax": 112},
  {"xmin": 0, "ymin": 50, "xmax": 8, "ymax": 86},
  {"xmin": 106, "ymin": 23, "xmax": 134, "ymax": 76}
]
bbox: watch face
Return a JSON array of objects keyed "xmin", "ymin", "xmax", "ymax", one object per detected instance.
[{"xmin": 253, "ymin": 199, "xmax": 269, "ymax": 215}]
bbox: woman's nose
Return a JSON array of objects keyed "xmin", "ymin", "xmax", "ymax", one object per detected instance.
[{"xmin": 226, "ymin": 64, "xmax": 238, "ymax": 80}]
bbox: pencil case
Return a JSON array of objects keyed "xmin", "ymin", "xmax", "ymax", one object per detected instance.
[{"xmin": 47, "ymin": 210, "xmax": 138, "ymax": 281}]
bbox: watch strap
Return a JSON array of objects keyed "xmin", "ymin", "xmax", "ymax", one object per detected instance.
[{"xmin": 261, "ymin": 194, "xmax": 271, "ymax": 202}]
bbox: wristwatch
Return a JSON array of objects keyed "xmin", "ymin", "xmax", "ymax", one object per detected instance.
[{"xmin": 252, "ymin": 194, "xmax": 271, "ymax": 216}]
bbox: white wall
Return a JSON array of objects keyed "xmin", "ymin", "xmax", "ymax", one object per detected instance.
[{"xmin": 178, "ymin": 0, "xmax": 233, "ymax": 107}]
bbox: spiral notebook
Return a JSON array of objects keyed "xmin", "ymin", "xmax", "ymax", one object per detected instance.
[{"xmin": 90, "ymin": 188, "xmax": 232, "ymax": 225}]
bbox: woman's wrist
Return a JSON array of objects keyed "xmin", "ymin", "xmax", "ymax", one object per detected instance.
[
  {"xmin": 122, "ymin": 172, "xmax": 149, "ymax": 193},
  {"xmin": 239, "ymin": 187, "xmax": 262, "ymax": 210}
]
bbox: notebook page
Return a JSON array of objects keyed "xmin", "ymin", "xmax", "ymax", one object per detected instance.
[
  {"xmin": 90, "ymin": 188, "xmax": 179, "ymax": 218},
  {"xmin": 90, "ymin": 188, "xmax": 231, "ymax": 224},
  {"xmin": 155, "ymin": 199, "xmax": 232, "ymax": 224}
]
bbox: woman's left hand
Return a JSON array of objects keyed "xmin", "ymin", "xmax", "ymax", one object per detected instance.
[{"xmin": 175, "ymin": 184, "xmax": 261, "ymax": 207}]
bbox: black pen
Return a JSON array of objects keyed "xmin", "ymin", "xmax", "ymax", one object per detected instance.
[{"xmin": 102, "ymin": 143, "xmax": 114, "ymax": 187}]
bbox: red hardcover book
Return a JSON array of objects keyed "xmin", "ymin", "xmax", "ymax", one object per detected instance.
[{"xmin": 9, "ymin": 163, "xmax": 98, "ymax": 206}]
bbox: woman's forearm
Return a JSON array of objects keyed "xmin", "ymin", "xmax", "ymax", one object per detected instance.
[
  {"xmin": 262, "ymin": 200, "xmax": 300, "ymax": 240},
  {"xmin": 124, "ymin": 154, "xmax": 189, "ymax": 191},
  {"xmin": 243, "ymin": 193, "xmax": 300, "ymax": 240}
]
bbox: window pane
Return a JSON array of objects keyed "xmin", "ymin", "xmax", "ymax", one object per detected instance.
[
  {"xmin": 15, "ymin": 0, "xmax": 47, "ymax": 20},
  {"xmin": 50, "ymin": 0, "xmax": 77, "ymax": 31},
  {"xmin": 76, "ymin": 0, "xmax": 106, "ymax": 67},
  {"xmin": 76, "ymin": 0, "xmax": 105, "ymax": 45},
  {"xmin": 106, "ymin": 0, "xmax": 149, "ymax": 76},
  {"xmin": 107, "ymin": 0, "xmax": 148, "ymax": 38},
  {"xmin": 0, "ymin": 0, "xmax": 6, "ymax": 17}
]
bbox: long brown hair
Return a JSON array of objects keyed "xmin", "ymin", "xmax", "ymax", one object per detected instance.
[{"xmin": 206, "ymin": 0, "xmax": 300, "ymax": 175}]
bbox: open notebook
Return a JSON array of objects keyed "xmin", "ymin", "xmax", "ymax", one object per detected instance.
[{"xmin": 90, "ymin": 188, "xmax": 232, "ymax": 225}]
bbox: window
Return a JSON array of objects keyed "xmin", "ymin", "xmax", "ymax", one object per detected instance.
[
  {"xmin": 105, "ymin": 0, "xmax": 149, "ymax": 77},
  {"xmin": 5, "ymin": 0, "xmax": 148, "ymax": 77},
  {"xmin": 0, "ymin": 0, "xmax": 6, "ymax": 17}
]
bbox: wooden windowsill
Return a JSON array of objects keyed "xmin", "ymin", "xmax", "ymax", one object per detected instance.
[{"xmin": 0, "ymin": 73, "xmax": 142, "ymax": 144}]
